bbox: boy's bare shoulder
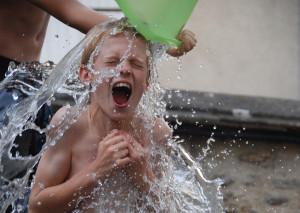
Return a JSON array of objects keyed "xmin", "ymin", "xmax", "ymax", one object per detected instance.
[
  {"xmin": 50, "ymin": 106, "xmax": 87, "ymax": 141},
  {"xmin": 50, "ymin": 106, "xmax": 68, "ymax": 125},
  {"xmin": 51, "ymin": 106, "xmax": 85, "ymax": 125},
  {"xmin": 153, "ymin": 118, "xmax": 172, "ymax": 144}
]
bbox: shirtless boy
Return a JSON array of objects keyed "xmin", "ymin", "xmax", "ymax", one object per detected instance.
[
  {"xmin": 0, "ymin": 0, "xmax": 196, "ymax": 168},
  {"xmin": 28, "ymin": 20, "xmax": 176, "ymax": 212}
]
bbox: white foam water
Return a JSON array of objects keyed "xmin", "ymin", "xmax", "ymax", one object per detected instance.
[{"xmin": 0, "ymin": 19, "xmax": 223, "ymax": 212}]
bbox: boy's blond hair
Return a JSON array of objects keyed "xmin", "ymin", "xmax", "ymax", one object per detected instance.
[{"xmin": 81, "ymin": 19, "xmax": 151, "ymax": 70}]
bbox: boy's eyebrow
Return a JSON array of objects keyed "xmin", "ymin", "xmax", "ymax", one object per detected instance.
[
  {"xmin": 104, "ymin": 56, "xmax": 119, "ymax": 61},
  {"xmin": 104, "ymin": 55, "xmax": 147, "ymax": 65},
  {"xmin": 131, "ymin": 57, "xmax": 146, "ymax": 64}
]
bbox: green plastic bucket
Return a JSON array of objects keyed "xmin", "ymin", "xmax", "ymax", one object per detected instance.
[{"xmin": 116, "ymin": 0, "xmax": 198, "ymax": 47}]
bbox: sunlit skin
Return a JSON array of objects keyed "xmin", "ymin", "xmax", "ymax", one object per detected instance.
[
  {"xmin": 28, "ymin": 33, "xmax": 172, "ymax": 213},
  {"xmin": 0, "ymin": 0, "xmax": 111, "ymax": 62}
]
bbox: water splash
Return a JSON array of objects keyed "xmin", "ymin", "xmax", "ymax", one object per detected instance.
[{"xmin": 0, "ymin": 19, "xmax": 223, "ymax": 212}]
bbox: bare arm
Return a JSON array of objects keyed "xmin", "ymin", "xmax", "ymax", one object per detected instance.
[
  {"xmin": 29, "ymin": 108, "xmax": 96, "ymax": 213},
  {"xmin": 28, "ymin": 0, "xmax": 196, "ymax": 55},
  {"xmin": 29, "ymin": 109, "xmax": 131, "ymax": 213},
  {"xmin": 28, "ymin": 0, "xmax": 112, "ymax": 33},
  {"xmin": 29, "ymin": 146, "xmax": 98, "ymax": 213},
  {"xmin": 29, "ymin": 0, "xmax": 196, "ymax": 57}
]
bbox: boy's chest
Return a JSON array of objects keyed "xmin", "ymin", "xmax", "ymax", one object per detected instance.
[{"xmin": 69, "ymin": 135, "xmax": 99, "ymax": 176}]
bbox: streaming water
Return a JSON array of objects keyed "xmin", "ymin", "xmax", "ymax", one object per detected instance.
[{"xmin": 0, "ymin": 19, "xmax": 223, "ymax": 212}]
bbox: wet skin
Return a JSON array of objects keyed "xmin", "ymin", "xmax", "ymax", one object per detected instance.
[
  {"xmin": 29, "ymin": 33, "xmax": 172, "ymax": 213},
  {"xmin": 82, "ymin": 33, "xmax": 149, "ymax": 123}
]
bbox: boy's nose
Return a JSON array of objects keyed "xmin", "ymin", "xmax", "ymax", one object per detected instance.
[{"xmin": 118, "ymin": 61, "xmax": 131, "ymax": 75}]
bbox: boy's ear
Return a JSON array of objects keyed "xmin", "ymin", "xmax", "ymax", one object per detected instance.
[
  {"xmin": 144, "ymin": 68, "xmax": 150, "ymax": 91},
  {"xmin": 145, "ymin": 80, "xmax": 149, "ymax": 91},
  {"xmin": 79, "ymin": 64, "xmax": 93, "ymax": 85}
]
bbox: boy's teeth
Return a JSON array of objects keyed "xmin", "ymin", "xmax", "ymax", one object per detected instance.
[{"xmin": 115, "ymin": 83, "xmax": 130, "ymax": 88}]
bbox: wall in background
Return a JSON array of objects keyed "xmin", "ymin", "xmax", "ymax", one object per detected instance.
[{"xmin": 158, "ymin": 0, "xmax": 300, "ymax": 100}]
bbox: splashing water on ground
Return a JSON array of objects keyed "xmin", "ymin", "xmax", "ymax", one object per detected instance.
[{"xmin": 0, "ymin": 19, "xmax": 223, "ymax": 212}]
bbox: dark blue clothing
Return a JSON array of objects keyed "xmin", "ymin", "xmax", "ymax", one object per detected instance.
[
  {"xmin": 0, "ymin": 55, "xmax": 53, "ymax": 157},
  {"xmin": 1, "ymin": 56, "xmax": 53, "ymax": 213}
]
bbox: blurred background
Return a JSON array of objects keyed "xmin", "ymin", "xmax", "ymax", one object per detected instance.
[{"xmin": 41, "ymin": 0, "xmax": 300, "ymax": 100}]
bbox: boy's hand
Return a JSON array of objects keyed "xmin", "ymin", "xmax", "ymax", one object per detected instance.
[
  {"xmin": 89, "ymin": 131, "xmax": 131, "ymax": 179},
  {"xmin": 123, "ymin": 135, "xmax": 155, "ymax": 190},
  {"xmin": 125, "ymin": 135, "xmax": 148, "ymax": 175},
  {"xmin": 166, "ymin": 29, "xmax": 197, "ymax": 57}
]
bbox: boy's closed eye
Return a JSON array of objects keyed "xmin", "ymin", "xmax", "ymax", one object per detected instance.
[
  {"xmin": 130, "ymin": 58, "xmax": 147, "ymax": 69},
  {"xmin": 131, "ymin": 61, "xmax": 144, "ymax": 69},
  {"xmin": 105, "ymin": 59, "xmax": 120, "ymax": 67}
]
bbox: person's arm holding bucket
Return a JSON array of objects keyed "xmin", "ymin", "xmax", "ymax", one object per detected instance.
[
  {"xmin": 166, "ymin": 29, "xmax": 197, "ymax": 57},
  {"xmin": 28, "ymin": 0, "xmax": 112, "ymax": 34},
  {"xmin": 28, "ymin": 0, "xmax": 195, "ymax": 58}
]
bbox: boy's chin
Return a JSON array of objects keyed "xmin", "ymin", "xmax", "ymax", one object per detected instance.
[{"xmin": 109, "ymin": 110, "xmax": 134, "ymax": 121}]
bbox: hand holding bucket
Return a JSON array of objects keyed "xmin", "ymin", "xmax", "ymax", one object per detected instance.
[{"xmin": 116, "ymin": 0, "xmax": 198, "ymax": 47}]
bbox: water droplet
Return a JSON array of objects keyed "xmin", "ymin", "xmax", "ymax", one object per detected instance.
[
  {"xmin": 54, "ymin": 34, "xmax": 59, "ymax": 39},
  {"xmin": 175, "ymin": 119, "xmax": 182, "ymax": 126},
  {"xmin": 38, "ymin": 182, "xmax": 44, "ymax": 189},
  {"xmin": 46, "ymin": 99, "xmax": 52, "ymax": 106},
  {"xmin": 17, "ymin": 204, "xmax": 23, "ymax": 211},
  {"xmin": 12, "ymin": 92, "xmax": 18, "ymax": 100}
]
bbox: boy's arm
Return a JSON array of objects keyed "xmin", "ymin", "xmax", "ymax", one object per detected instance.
[
  {"xmin": 29, "ymin": 108, "xmax": 131, "ymax": 213},
  {"xmin": 29, "ymin": 144, "xmax": 98, "ymax": 213},
  {"xmin": 28, "ymin": 108, "xmax": 97, "ymax": 213},
  {"xmin": 28, "ymin": 0, "xmax": 112, "ymax": 33}
]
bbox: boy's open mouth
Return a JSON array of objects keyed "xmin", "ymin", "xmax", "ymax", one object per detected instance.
[{"xmin": 112, "ymin": 82, "xmax": 132, "ymax": 107}]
